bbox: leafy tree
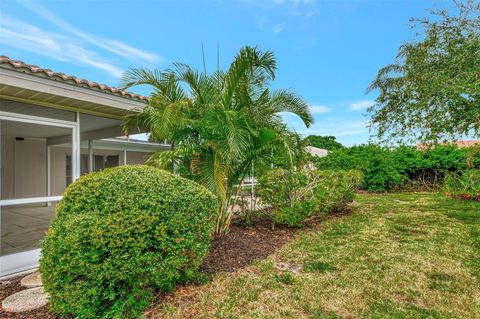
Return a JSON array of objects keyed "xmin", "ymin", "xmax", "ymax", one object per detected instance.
[
  {"xmin": 368, "ymin": 0, "xmax": 480, "ymax": 144},
  {"xmin": 121, "ymin": 46, "xmax": 312, "ymax": 234},
  {"xmin": 304, "ymin": 135, "xmax": 343, "ymax": 150}
]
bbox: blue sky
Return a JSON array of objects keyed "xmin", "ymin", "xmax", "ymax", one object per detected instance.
[{"xmin": 0, "ymin": 0, "xmax": 451, "ymax": 145}]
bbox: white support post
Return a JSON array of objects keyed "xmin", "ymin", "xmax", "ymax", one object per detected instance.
[
  {"xmin": 47, "ymin": 145, "xmax": 51, "ymax": 207},
  {"xmin": 123, "ymin": 149, "xmax": 127, "ymax": 165},
  {"xmin": 72, "ymin": 112, "xmax": 81, "ymax": 181},
  {"xmin": 88, "ymin": 140, "xmax": 93, "ymax": 172}
]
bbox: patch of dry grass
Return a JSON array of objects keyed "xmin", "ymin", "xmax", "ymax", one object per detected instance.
[{"xmin": 148, "ymin": 193, "xmax": 480, "ymax": 319}]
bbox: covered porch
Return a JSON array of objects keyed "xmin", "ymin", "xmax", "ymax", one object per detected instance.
[{"xmin": 0, "ymin": 57, "xmax": 167, "ymax": 277}]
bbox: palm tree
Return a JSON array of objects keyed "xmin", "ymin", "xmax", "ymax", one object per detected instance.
[{"xmin": 121, "ymin": 46, "xmax": 313, "ymax": 234}]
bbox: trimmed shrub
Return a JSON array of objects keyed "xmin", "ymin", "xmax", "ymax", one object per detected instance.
[
  {"xmin": 258, "ymin": 169, "xmax": 362, "ymax": 226},
  {"xmin": 40, "ymin": 165, "xmax": 218, "ymax": 319},
  {"xmin": 443, "ymin": 169, "xmax": 480, "ymax": 201}
]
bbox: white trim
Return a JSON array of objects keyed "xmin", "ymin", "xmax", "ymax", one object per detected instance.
[
  {"xmin": 56, "ymin": 139, "xmax": 170, "ymax": 153},
  {"xmin": 90, "ymin": 139, "xmax": 170, "ymax": 153},
  {"xmin": 0, "ymin": 268, "xmax": 37, "ymax": 281},
  {"xmin": 101, "ymin": 138, "xmax": 169, "ymax": 147},
  {"xmin": 0, "ymin": 249, "xmax": 40, "ymax": 278},
  {"xmin": 0, "ymin": 196, "xmax": 62, "ymax": 206},
  {"xmin": 0, "ymin": 110, "xmax": 76, "ymax": 127}
]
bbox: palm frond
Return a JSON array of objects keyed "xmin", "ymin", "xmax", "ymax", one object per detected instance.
[
  {"xmin": 268, "ymin": 89, "xmax": 313, "ymax": 127},
  {"xmin": 119, "ymin": 68, "xmax": 165, "ymax": 90}
]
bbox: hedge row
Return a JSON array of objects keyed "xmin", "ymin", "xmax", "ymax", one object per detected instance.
[{"xmin": 311, "ymin": 145, "xmax": 477, "ymax": 192}]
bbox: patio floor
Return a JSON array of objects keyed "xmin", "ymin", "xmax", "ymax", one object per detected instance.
[{"xmin": 1, "ymin": 206, "xmax": 55, "ymax": 256}]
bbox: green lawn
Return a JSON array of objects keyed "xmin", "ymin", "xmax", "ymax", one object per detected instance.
[{"xmin": 151, "ymin": 193, "xmax": 480, "ymax": 319}]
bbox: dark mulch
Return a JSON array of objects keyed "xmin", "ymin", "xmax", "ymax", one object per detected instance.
[
  {"xmin": 201, "ymin": 220, "xmax": 297, "ymax": 274},
  {"xmin": 0, "ymin": 219, "xmax": 297, "ymax": 319}
]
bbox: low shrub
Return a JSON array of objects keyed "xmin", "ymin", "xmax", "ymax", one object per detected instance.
[
  {"xmin": 40, "ymin": 165, "xmax": 218, "ymax": 319},
  {"xmin": 258, "ymin": 169, "xmax": 362, "ymax": 226},
  {"xmin": 443, "ymin": 169, "xmax": 480, "ymax": 201}
]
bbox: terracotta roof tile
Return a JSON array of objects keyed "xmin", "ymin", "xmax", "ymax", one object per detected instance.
[
  {"xmin": 0, "ymin": 56, "xmax": 147, "ymax": 102},
  {"xmin": 417, "ymin": 140, "xmax": 480, "ymax": 149}
]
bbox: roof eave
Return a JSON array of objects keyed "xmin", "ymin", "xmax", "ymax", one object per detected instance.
[{"xmin": 0, "ymin": 67, "xmax": 147, "ymax": 119}]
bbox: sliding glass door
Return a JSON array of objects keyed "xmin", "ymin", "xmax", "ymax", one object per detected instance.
[{"xmin": 0, "ymin": 111, "xmax": 77, "ymax": 277}]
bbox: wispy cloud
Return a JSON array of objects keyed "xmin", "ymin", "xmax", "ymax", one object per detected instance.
[
  {"xmin": 17, "ymin": 0, "xmax": 161, "ymax": 64},
  {"xmin": 350, "ymin": 100, "xmax": 374, "ymax": 111},
  {"xmin": 267, "ymin": 0, "xmax": 319, "ymax": 18},
  {"xmin": 310, "ymin": 105, "xmax": 330, "ymax": 114},
  {"xmin": 0, "ymin": 1, "xmax": 161, "ymax": 78},
  {"xmin": 272, "ymin": 23, "xmax": 286, "ymax": 34},
  {"xmin": 0, "ymin": 15, "xmax": 124, "ymax": 77},
  {"xmin": 251, "ymin": 0, "xmax": 319, "ymax": 34}
]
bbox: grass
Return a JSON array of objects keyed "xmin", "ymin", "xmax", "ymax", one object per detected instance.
[{"xmin": 150, "ymin": 193, "xmax": 480, "ymax": 319}]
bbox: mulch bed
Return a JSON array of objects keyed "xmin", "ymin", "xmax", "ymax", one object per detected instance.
[
  {"xmin": 0, "ymin": 220, "xmax": 297, "ymax": 319},
  {"xmin": 201, "ymin": 220, "xmax": 297, "ymax": 274}
]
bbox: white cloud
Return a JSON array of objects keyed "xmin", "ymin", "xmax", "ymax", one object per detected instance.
[
  {"xmin": 267, "ymin": 0, "xmax": 318, "ymax": 17},
  {"xmin": 310, "ymin": 105, "xmax": 330, "ymax": 114},
  {"xmin": 0, "ymin": 15, "xmax": 124, "ymax": 77},
  {"xmin": 249, "ymin": 0, "xmax": 318, "ymax": 34},
  {"xmin": 17, "ymin": 0, "xmax": 161, "ymax": 64},
  {"xmin": 350, "ymin": 100, "xmax": 374, "ymax": 111},
  {"xmin": 272, "ymin": 23, "xmax": 286, "ymax": 34}
]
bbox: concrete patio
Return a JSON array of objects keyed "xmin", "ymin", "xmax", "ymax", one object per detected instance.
[{"xmin": 1, "ymin": 205, "xmax": 55, "ymax": 256}]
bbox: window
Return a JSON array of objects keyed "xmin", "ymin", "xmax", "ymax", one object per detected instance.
[
  {"xmin": 66, "ymin": 155, "xmax": 72, "ymax": 186},
  {"xmin": 94, "ymin": 155, "xmax": 119, "ymax": 171}
]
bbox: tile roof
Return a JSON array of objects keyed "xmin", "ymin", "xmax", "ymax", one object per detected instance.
[
  {"xmin": 306, "ymin": 146, "xmax": 329, "ymax": 157},
  {"xmin": 0, "ymin": 56, "xmax": 147, "ymax": 102},
  {"xmin": 455, "ymin": 140, "xmax": 480, "ymax": 148},
  {"xmin": 417, "ymin": 140, "xmax": 480, "ymax": 150}
]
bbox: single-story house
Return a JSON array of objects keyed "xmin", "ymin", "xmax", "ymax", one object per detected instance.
[
  {"xmin": 0, "ymin": 56, "xmax": 169, "ymax": 278},
  {"xmin": 305, "ymin": 146, "xmax": 329, "ymax": 158}
]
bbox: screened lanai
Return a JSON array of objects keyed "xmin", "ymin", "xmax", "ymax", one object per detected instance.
[{"xmin": 0, "ymin": 56, "xmax": 168, "ymax": 277}]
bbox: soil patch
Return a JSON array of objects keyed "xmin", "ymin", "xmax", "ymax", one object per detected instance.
[{"xmin": 201, "ymin": 220, "xmax": 297, "ymax": 274}]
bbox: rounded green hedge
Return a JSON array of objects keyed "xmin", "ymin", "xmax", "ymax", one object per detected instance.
[{"xmin": 40, "ymin": 165, "xmax": 218, "ymax": 319}]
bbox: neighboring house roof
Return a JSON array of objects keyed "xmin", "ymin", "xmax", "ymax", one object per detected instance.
[
  {"xmin": 305, "ymin": 146, "xmax": 329, "ymax": 157},
  {"xmin": 455, "ymin": 140, "xmax": 480, "ymax": 148},
  {"xmin": 0, "ymin": 56, "xmax": 147, "ymax": 102},
  {"xmin": 103, "ymin": 137, "xmax": 170, "ymax": 147},
  {"xmin": 416, "ymin": 140, "xmax": 480, "ymax": 150}
]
